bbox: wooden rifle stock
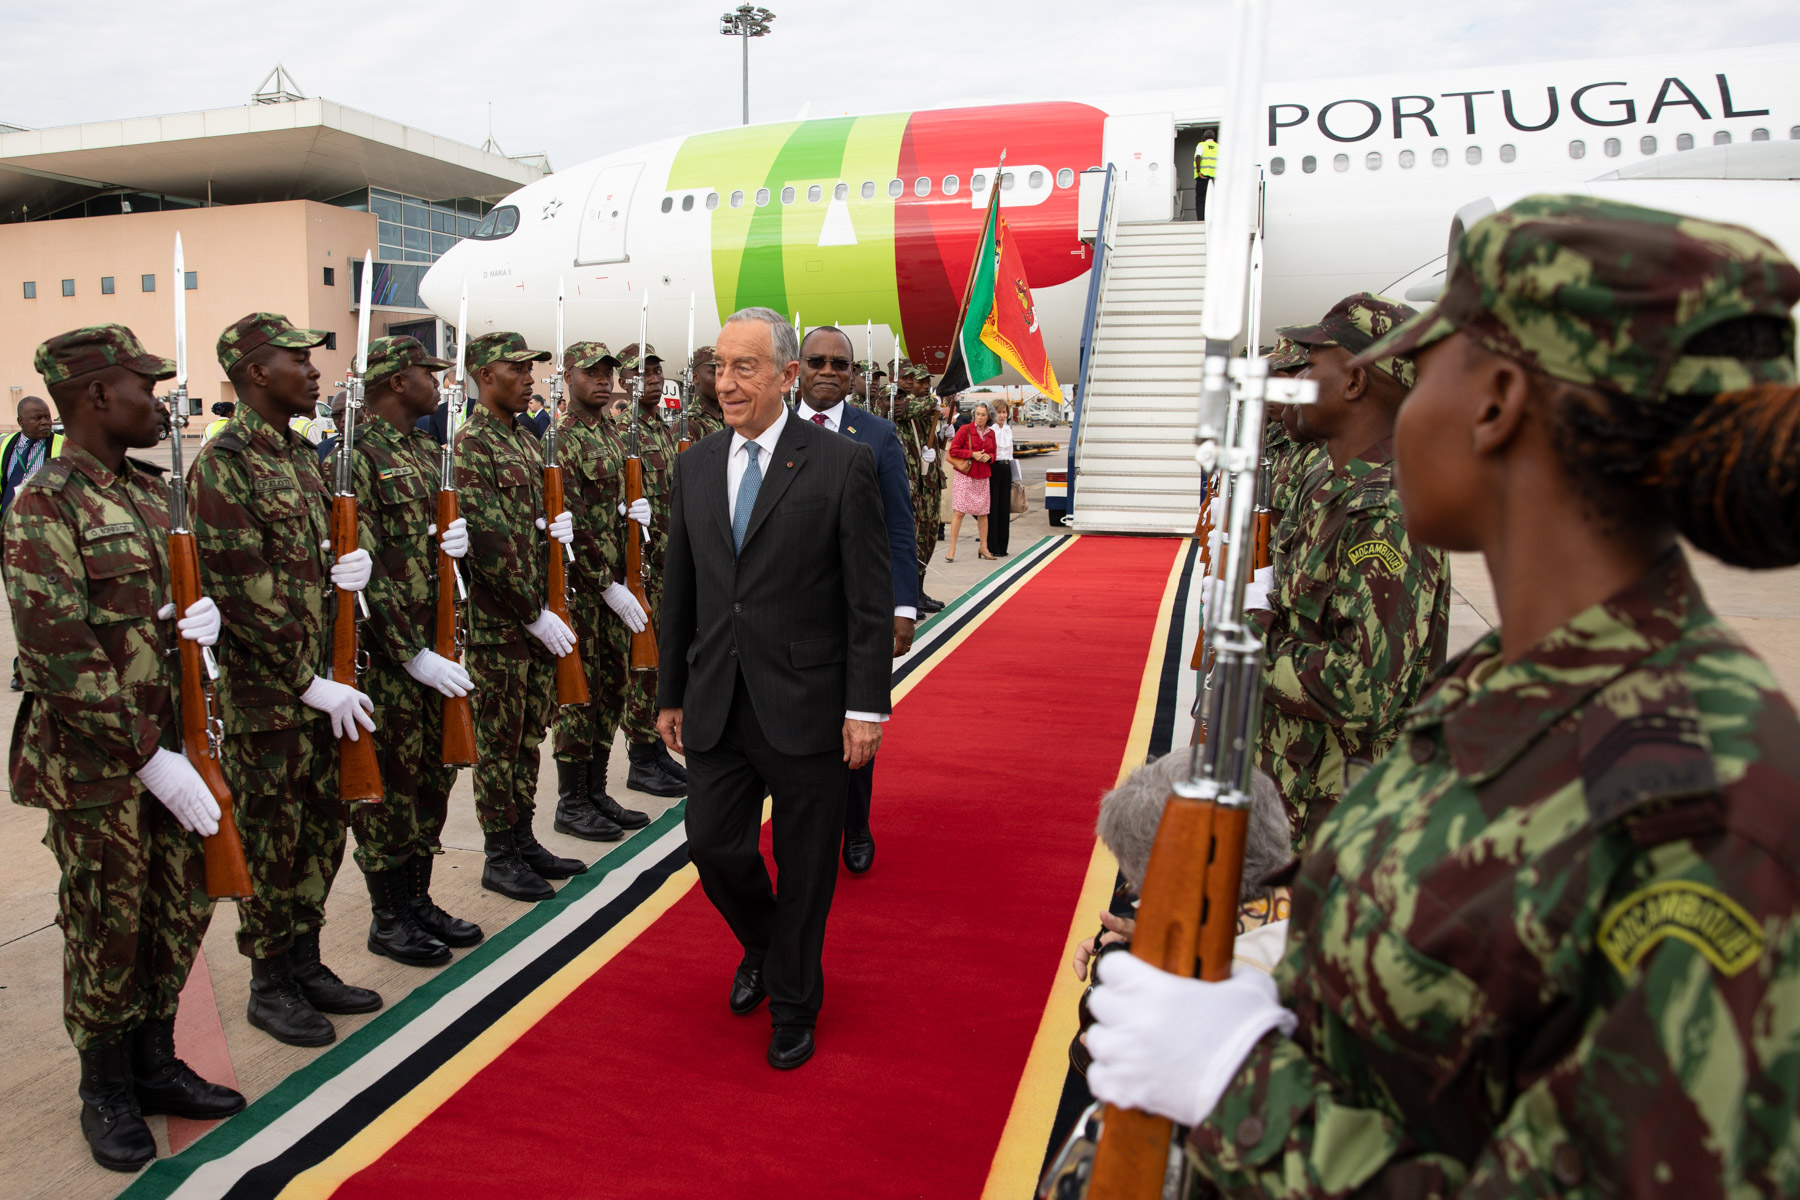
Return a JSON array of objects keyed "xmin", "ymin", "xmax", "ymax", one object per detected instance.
[
  {"xmin": 434, "ymin": 489, "xmax": 477, "ymax": 765},
  {"xmin": 622, "ymin": 456, "xmax": 659, "ymax": 670},
  {"xmin": 1190, "ymin": 473, "xmax": 1218, "ymax": 672},
  {"xmin": 170, "ymin": 530, "xmax": 252, "ymax": 900},
  {"xmin": 543, "ymin": 461, "xmax": 589, "ymax": 704},
  {"xmin": 331, "ymin": 495, "xmax": 384, "ymax": 803},
  {"xmin": 1252, "ymin": 509, "xmax": 1273, "ymax": 572}
]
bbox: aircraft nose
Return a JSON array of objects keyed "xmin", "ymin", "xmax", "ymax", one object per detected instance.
[{"xmin": 419, "ymin": 241, "xmax": 474, "ymax": 322}]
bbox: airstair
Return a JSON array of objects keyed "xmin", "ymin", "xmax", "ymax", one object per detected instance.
[{"xmin": 1067, "ymin": 175, "xmax": 1209, "ymax": 535}]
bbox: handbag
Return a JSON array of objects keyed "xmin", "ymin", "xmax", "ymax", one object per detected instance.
[
  {"xmin": 949, "ymin": 454, "xmax": 973, "ymax": 475},
  {"xmin": 1010, "ymin": 480, "xmax": 1028, "ymax": 514}
]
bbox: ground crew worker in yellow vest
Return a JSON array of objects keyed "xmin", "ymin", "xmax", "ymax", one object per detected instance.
[
  {"xmin": 204, "ymin": 401, "xmax": 234, "ymax": 443},
  {"xmin": 1194, "ymin": 128, "xmax": 1218, "ymax": 221}
]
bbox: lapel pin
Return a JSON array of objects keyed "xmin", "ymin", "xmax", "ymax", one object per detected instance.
[{"xmin": 786, "ymin": 461, "xmax": 794, "ymax": 468}]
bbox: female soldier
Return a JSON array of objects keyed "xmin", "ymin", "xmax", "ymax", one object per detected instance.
[{"xmin": 1085, "ymin": 194, "xmax": 1800, "ymax": 1197}]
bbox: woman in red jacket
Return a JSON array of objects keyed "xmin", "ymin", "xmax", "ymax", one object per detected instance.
[{"xmin": 946, "ymin": 402, "xmax": 997, "ymax": 561}]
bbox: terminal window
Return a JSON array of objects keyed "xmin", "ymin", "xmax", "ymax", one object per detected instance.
[
  {"xmin": 62, "ymin": 279, "xmax": 75, "ymax": 297},
  {"xmin": 323, "ymin": 267, "xmax": 335, "ymax": 287},
  {"xmin": 102, "ymin": 276, "xmax": 115, "ymax": 295},
  {"xmin": 22, "ymin": 281, "xmax": 34, "ymax": 299},
  {"xmin": 142, "ymin": 274, "xmax": 155, "ymax": 292},
  {"xmin": 184, "ymin": 271, "xmax": 197, "ymax": 290},
  {"xmin": 354, "ymin": 187, "xmax": 492, "ymax": 265}
]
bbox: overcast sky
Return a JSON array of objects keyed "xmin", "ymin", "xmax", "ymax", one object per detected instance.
[{"xmin": 5, "ymin": 0, "xmax": 1799, "ymax": 170}]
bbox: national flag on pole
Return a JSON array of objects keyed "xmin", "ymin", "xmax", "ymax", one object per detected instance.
[{"xmin": 937, "ymin": 176, "xmax": 1064, "ymax": 404}]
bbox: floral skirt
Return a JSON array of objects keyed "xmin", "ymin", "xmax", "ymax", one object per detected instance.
[{"xmin": 951, "ymin": 468, "xmax": 990, "ymax": 515}]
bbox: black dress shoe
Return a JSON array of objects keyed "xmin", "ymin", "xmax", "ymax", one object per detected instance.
[
  {"xmin": 918, "ymin": 593, "xmax": 946, "ymax": 614},
  {"xmin": 843, "ymin": 829, "xmax": 875, "ymax": 874},
  {"xmin": 729, "ymin": 965, "xmax": 766, "ymax": 1015},
  {"xmin": 767, "ymin": 1025, "xmax": 815, "ymax": 1070}
]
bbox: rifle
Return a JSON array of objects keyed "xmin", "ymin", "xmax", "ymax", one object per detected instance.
[
  {"xmin": 1252, "ymin": 456, "xmax": 1274, "ymax": 572},
  {"xmin": 168, "ymin": 233, "xmax": 253, "ymax": 900},
  {"xmin": 624, "ymin": 293, "xmax": 660, "ymax": 671},
  {"xmin": 331, "ymin": 254, "xmax": 384, "ymax": 804},
  {"xmin": 435, "ymin": 283, "xmax": 477, "ymax": 765},
  {"xmin": 677, "ymin": 292, "xmax": 695, "ymax": 453},
  {"xmin": 545, "ymin": 280, "xmax": 589, "ymax": 705}
]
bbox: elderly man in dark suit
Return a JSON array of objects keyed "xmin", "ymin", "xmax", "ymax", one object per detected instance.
[
  {"xmin": 657, "ymin": 307, "xmax": 890, "ymax": 1070},
  {"xmin": 795, "ymin": 326, "xmax": 916, "ymax": 875}
]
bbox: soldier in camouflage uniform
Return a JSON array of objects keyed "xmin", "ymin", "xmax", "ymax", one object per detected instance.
[
  {"xmin": 1089, "ymin": 194, "xmax": 1800, "ymax": 1199},
  {"xmin": 456, "ymin": 331, "xmax": 586, "ymax": 903},
  {"xmin": 349, "ymin": 335, "xmax": 484, "ymax": 964},
  {"xmin": 550, "ymin": 340, "xmax": 651, "ymax": 842},
  {"xmin": 684, "ymin": 344, "xmax": 728, "ymax": 444},
  {"xmin": 192, "ymin": 313, "xmax": 383, "ymax": 1047},
  {"xmin": 8, "ymin": 325, "xmax": 244, "ymax": 1171},
  {"xmin": 616, "ymin": 343, "xmax": 688, "ymax": 797},
  {"xmin": 1253, "ymin": 294, "xmax": 1450, "ymax": 851},
  {"xmin": 894, "ymin": 362, "xmax": 945, "ymax": 612}
]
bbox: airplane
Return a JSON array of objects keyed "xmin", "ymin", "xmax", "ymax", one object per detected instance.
[{"xmin": 421, "ymin": 42, "xmax": 1800, "ymax": 382}]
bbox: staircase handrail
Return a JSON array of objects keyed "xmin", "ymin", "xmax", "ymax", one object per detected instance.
[{"xmin": 1067, "ymin": 162, "xmax": 1119, "ymax": 519}]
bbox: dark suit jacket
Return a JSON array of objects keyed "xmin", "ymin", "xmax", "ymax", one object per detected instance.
[
  {"xmin": 658, "ymin": 412, "xmax": 891, "ymax": 757},
  {"xmin": 820, "ymin": 403, "xmax": 918, "ymax": 611}
]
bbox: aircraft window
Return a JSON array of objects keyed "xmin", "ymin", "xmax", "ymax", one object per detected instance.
[
  {"xmin": 1499, "ymin": 144, "xmax": 1516, "ymax": 163},
  {"xmin": 1332, "ymin": 153, "xmax": 1348, "ymax": 172},
  {"xmin": 1640, "ymin": 135, "xmax": 1658, "ymax": 154},
  {"xmin": 1431, "ymin": 147, "xmax": 1449, "ymax": 167},
  {"xmin": 1269, "ymin": 157, "xmax": 1285, "ymax": 175},
  {"xmin": 1603, "ymin": 138, "xmax": 1621, "ymax": 157},
  {"xmin": 807, "ymin": 184, "xmax": 822, "ymax": 203},
  {"xmin": 972, "ymin": 173, "xmax": 987, "ymax": 191},
  {"xmin": 681, "ymin": 194, "xmax": 695, "ymax": 212},
  {"xmin": 660, "ymin": 197, "xmax": 673, "ymax": 213},
  {"xmin": 834, "ymin": 182, "xmax": 848, "ymax": 201},
  {"xmin": 472, "ymin": 205, "xmax": 519, "ymax": 239},
  {"xmin": 943, "ymin": 175, "xmax": 960, "ymax": 195},
  {"xmin": 1301, "ymin": 155, "xmax": 1317, "ymax": 174},
  {"xmin": 1002, "ymin": 172, "xmax": 1016, "ymax": 190},
  {"xmin": 1676, "ymin": 132, "xmax": 1694, "ymax": 151},
  {"xmin": 915, "ymin": 177, "xmax": 930, "ymax": 196},
  {"xmin": 1029, "ymin": 169, "xmax": 1045, "ymax": 188},
  {"xmin": 888, "ymin": 178, "xmax": 903, "ymax": 198},
  {"xmin": 1056, "ymin": 168, "xmax": 1074, "ymax": 187},
  {"xmin": 1713, "ymin": 130, "xmax": 1732, "ymax": 146},
  {"xmin": 1398, "ymin": 149, "xmax": 1415, "ymax": 168},
  {"xmin": 1792, "ymin": 126, "xmax": 1800, "ymax": 139},
  {"xmin": 1567, "ymin": 140, "xmax": 1585, "ymax": 160},
  {"xmin": 1465, "ymin": 146, "xmax": 1483, "ymax": 165},
  {"xmin": 1365, "ymin": 152, "xmax": 1382, "ymax": 170},
  {"xmin": 861, "ymin": 180, "xmax": 876, "ymax": 200},
  {"xmin": 1751, "ymin": 128, "xmax": 1769, "ymax": 141},
  {"xmin": 706, "ymin": 191, "xmax": 719, "ymax": 210},
  {"xmin": 781, "ymin": 186, "xmax": 795, "ymax": 204},
  {"xmin": 755, "ymin": 187, "xmax": 770, "ymax": 206}
]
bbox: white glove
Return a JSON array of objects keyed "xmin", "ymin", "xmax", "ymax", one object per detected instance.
[
  {"xmin": 135, "ymin": 747, "xmax": 221, "ymax": 836},
  {"xmin": 1086, "ymin": 953, "xmax": 1297, "ymax": 1128},
  {"xmin": 404, "ymin": 648, "xmax": 472, "ymax": 698},
  {"xmin": 156, "ymin": 597, "xmax": 221, "ymax": 646},
  {"xmin": 601, "ymin": 581, "xmax": 647, "ymax": 633},
  {"xmin": 921, "ymin": 447, "xmax": 936, "ymax": 464},
  {"xmin": 1243, "ymin": 565, "xmax": 1274, "ymax": 613},
  {"xmin": 535, "ymin": 511, "xmax": 574, "ymax": 546},
  {"xmin": 618, "ymin": 497, "xmax": 652, "ymax": 530},
  {"xmin": 433, "ymin": 518, "xmax": 469, "ymax": 560},
  {"xmin": 524, "ymin": 607, "xmax": 576, "ymax": 657},
  {"xmin": 300, "ymin": 675, "xmax": 377, "ymax": 741},
  {"xmin": 330, "ymin": 547, "xmax": 373, "ymax": 593}
]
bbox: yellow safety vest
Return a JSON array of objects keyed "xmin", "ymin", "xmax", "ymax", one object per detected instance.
[
  {"xmin": 1195, "ymin": 140, "xmax": 1219, "ymax": 180},
  {"xmin": 204, "ymin": 418, "xmax": 230, "ymax": 442}
]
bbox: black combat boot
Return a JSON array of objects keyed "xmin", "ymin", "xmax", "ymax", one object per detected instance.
[
  {"xmin": 365, "ymin": 865, "xmax": 452, "ymax": 966},
  {"xmin": 553, "ymin": 758, "xmax": 623, "ymax": 841},
  {"xmin": 408, "ymin": 854, "xmax": 483, "ymax": 946},
  {"xmin": 288, "ymin": 930, "xmax": 383, "ymax": 1015},
  {"xmin": 626, "ymin": 740, "xmax": 686, "ymax": 797},
  {"xmin": 589, "ymin": 748, "xmax": 650, "ymax": 830},
  {"xmin": 129, "ymin": 1016, "xmax": 245, "ymax": 1120},
  {"xmin": 651, "ymin": 739, "xmax": 688, "ymax": 783},
  {"xmin": 482, "ymin": 826, "xmax": 554, "ymax": 902},
  {"xmin": 77, "ymin": 1039, "xmax": 156, "ymax": 1172},
  {"xmin": 247, "ymin": 953, "xmax": 335, "ymax": 1047},
  {"xmin": 513, "ymin": 811, "xmax": 586, "ymax": 880}
]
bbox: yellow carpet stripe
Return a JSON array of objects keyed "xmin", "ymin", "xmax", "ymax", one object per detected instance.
[{"xmin": 979, "ymin": 537, "xmax": 1189, "ymax": 1200}]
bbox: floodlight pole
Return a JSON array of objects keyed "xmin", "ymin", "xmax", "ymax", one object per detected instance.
[{"xmin": 720, "ymin": 5, "xmax": 776, "ymax": 126}]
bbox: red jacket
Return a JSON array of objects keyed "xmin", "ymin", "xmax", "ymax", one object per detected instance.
[{"xmin": 950, "ymin": 424, "xmax": 997, "ymax": 480}]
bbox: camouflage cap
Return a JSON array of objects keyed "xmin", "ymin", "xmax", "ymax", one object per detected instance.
[
  {"xmin": 1359, "ymin": 193, "xmax": 1800, "ymax": 401},
  {"xmin": 1266, "ymin": 336, "xmax": 1308, "ymax": 374},
  {"xmin": 565, "ymin": 340, "xmax": 619, "ymax": 369},
  {"xmin": 901, "ymin": 363, "xmax": 932, "ymax": 381},
  {"xmin": 691, "ymin": 345, "xmax": 716, "ymax": 369},
  {"xmin": 216, "ymin": 313, "xmax": 328, "ymax": 376},
  {"xmin": 852, "ymin": 360, "xmax": 888, "ymax": 377},
  {"xmin": 1283, "ymin": 292, "xmax": 1420, "ymax": 387},
  {"xmin": 34, "ymin": 324, "xmax": 176, "ymax": 387},
  {"xmin": 465, "ymin": 331, "xmax": 550, "ymax": 371},
  {"xmin": 365, "ymin": 335, "xmax": 451, "ymax": 388},
  {"xmin": 617, "ymin": 343, "xmax": 660, "ymax": 370}
]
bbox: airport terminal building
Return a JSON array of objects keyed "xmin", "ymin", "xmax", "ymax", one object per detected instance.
[{"xmin": 0, "ymin": 77, "xmax": 546, "ymax": 427}]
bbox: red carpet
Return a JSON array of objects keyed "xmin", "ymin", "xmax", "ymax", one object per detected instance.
[{"xmin": 333, "ymin": 536, "xmax": 1180, "ymax": 1198}]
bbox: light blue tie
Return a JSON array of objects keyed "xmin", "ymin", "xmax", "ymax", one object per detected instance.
[{"xmin": 732, "ymin": 442, "xmax": 762, "ymax": 554}]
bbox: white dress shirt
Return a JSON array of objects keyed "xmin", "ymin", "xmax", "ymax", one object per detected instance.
[
  {"xmin": 729, "ymin": 402, "xmax": 885, "ymax": 725},
  {"xmin": 993, "ymin": 422, "xmax": 1014, "ymax": 461},
  {"xmin": 798, "ymin": 399, "xmax": 918, "ymax": 624}
]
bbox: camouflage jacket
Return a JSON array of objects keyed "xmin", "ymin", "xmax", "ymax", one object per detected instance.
[
  {"xmin": 191, "ymin": 403, "xmax": 333, "ymax": 733},
  {"xmin": 353, "ymin": 414, "xmax": 441, "ymax": 668},
  {"xmin": 5, "ymin": 445, "xmax": 179, "ymax": 810},
  {"xmin": 1257, "ymin": 438, "xmax": 1450, "ymax": 844},
  {"xmin": 682, "ymin": 404, "xmax": 727, "ymax": 445},
  {"xmin": 1194, "ymin": 549, "xmax": 1800, "ymax": 1199},
  {"xmin": 890, "ymin": 395, "xmax": 929, "ymax": 492},
  {"xmin": 558, "ymin": 409, "xmax": 624, "ymax": 604},
  {"xmin": 455, "ymin": 402, "xmax": 547, "ymax": 645},
  {"xmin": 624, "ymin": 403, "xmax": 677, "ymax": 577}
]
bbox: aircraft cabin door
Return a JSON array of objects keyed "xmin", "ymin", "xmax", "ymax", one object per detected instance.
[
  {"xmin": 576, "ymin": 162, "xmax": 643, "ymax": 264},
  {"xmin": 1101, "ymin": 111, "xmax": 1176, "ymax": 223}
]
